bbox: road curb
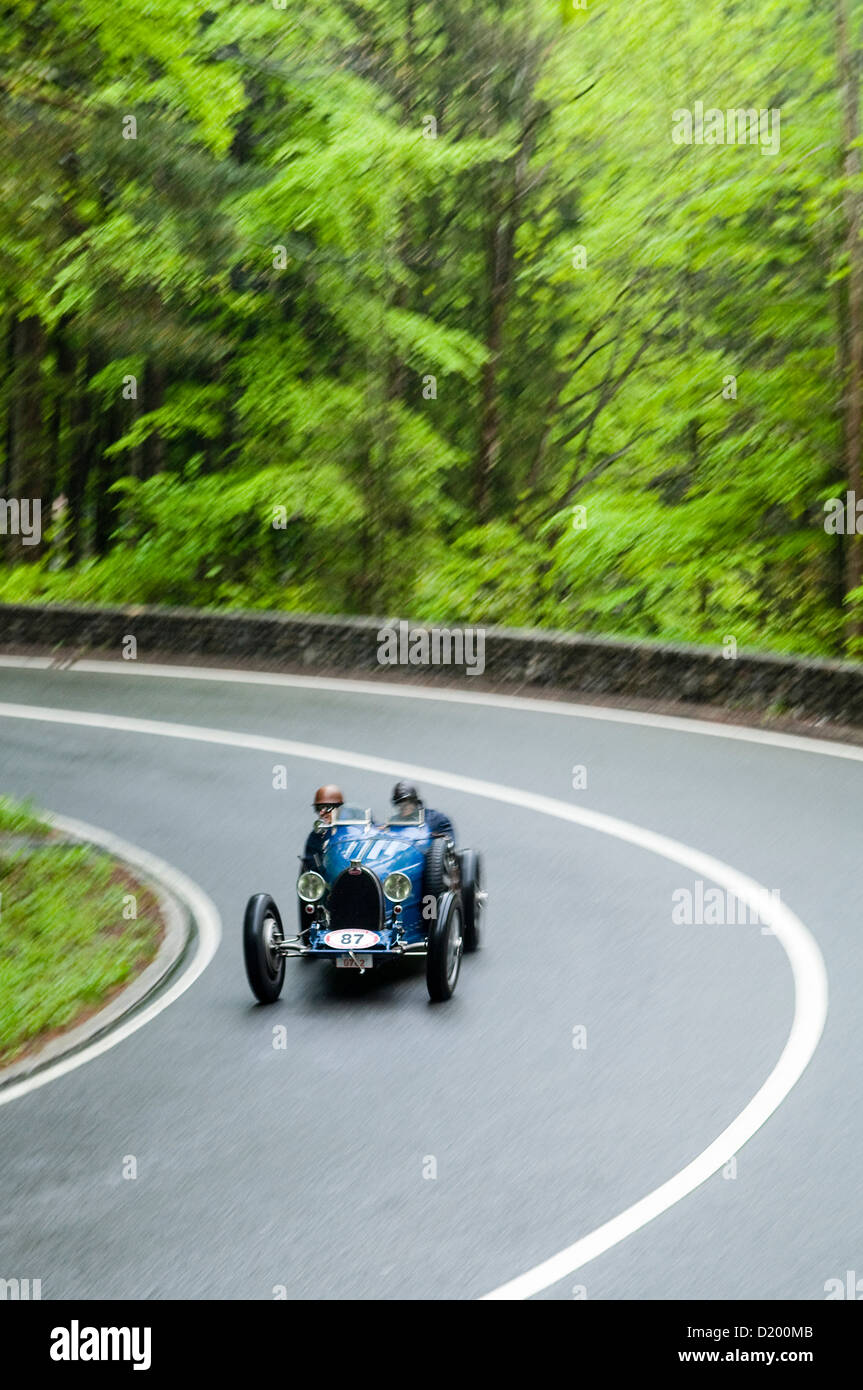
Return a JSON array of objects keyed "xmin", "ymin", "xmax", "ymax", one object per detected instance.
[{"xmin": 0, "ymin": 812, "xmax": 192, "ymax": 1089}]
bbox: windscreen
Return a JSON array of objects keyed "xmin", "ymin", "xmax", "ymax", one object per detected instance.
[
  {"xmin": 384, "ymin": 804, "xmax": 425, "ymax": 827},
  {"xmin": 333, "ymin": 805, "xmax": 371, "ymax": 825}
]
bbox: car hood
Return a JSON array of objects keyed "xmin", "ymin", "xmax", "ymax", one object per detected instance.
[{"xmin": 322, "ymin": 828, "xmax": 428, "ymax": 884}]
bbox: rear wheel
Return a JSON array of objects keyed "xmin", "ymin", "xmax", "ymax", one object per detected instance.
[
  {"xmin": 426, "ymin": 891, "xmax": 463, "ymax": 1002},
  {"xmin": 244, "ymin": 893, "xmax": 286, "ymax": 1003},
  {"xmin": 459, "ymin": 849, "xmax": 483, "ymax": 953}
]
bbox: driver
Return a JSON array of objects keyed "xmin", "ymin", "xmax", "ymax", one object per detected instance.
[
  {"xmin": 301, "ymin": 784, "xmax": 344, "ymax": 871},
  {"xmin": 391, "ymin": 780, "xmax": 455, "ymax": 838}
]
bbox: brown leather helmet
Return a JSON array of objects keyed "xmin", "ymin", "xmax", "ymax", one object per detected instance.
[{"xmin": 313, "ymin": 784, "xmax": 344, "ymax": 810}]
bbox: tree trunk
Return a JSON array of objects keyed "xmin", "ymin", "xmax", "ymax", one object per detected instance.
[
  {"xmin": 4, "ymin": 315, "xmax": 46, "ymax": 560},
  {"xmin": 837, "ymin": 0, "xmax": 863, "ymax": 647},
  {"xmin": 475, "ymin": 173, "xmax": 516, "ymax": 521},
  {"xmin": 141, "ymin": 362, "xmax": 165, "ymax": 478},
  {"xmin": 66, "ymin": 350, "xmax": 95, "ymax": 564},
  {"xmin": 10, "ymin": 316, "xmax": 44, "ymax": 488},
  {"xmin": 2, "ymin": 313, "xmax": 16, "ymax": 496}
]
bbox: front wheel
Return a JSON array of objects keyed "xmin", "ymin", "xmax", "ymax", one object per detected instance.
[
  {"xmin": 426, "ymin": 891, "xmax": 463, "ymax": 1002},
  {"xmin": 244, "ymin": 893, "xmax": 286, "ymax": 1003}
]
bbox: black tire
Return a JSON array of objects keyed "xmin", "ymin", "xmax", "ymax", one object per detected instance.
[
  {"xmin": 423, "ymin": 836, "xmax": 458, "ymax": 899},
  {"xmin": 426, "ymin": 890, "xmax": 464, "ymax": 1002},
  {"xmin": 244, "ymin": 893, "xmax": 286, "ymax": 1003},
  {"xmin": 459, "ymin": 849, "xmax": 483, "ymax": 953}
]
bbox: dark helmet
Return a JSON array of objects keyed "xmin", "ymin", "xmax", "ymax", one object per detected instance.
[
  {"xmin": 392, "ymin": 780, "xmax": 420, "ymax": 805},
  {"xmin": 313, "ymin": 784, "xmax": 344, "ymax": 810}
]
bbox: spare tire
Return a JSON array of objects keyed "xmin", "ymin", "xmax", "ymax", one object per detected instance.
[
  {"xmin": 459, "ymin": 849, "xmax": 483, "ymax": 953},
  {"xmin": 422, "ymin": 836, "xmax": 458, "ymax": 900}
]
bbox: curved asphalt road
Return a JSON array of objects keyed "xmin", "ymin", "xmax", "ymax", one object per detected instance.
[{"xmin": 0, "ymin": 660, "xmax": 858, "ymax": 1300}]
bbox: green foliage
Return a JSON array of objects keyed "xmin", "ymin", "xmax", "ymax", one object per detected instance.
[
  {"xmin": 413, "ymin": 524, "xmax": 548, "ymax": 626},
  {"xmin": 0, "ymin": 0, "xmax": 861, "ymax": 659},
  {"xmin": 0, "ymin": 795, "xmax": 50, "ymax": 836}
]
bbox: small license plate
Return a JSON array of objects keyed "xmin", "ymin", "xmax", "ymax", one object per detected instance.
[{"xmin": 335, "ymin": 954, "xmax": 374, "ymax": 969}]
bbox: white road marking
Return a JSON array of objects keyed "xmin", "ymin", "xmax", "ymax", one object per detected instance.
[
  {"xmin": 0, "ymin": 653, "xmax": 861, "ymax": 762},
  {"xmin": 0, "ymin": 700, "xmax": 830, "ymax": 1297},
  {"xmin": 0, "ymin": 809, "xmax": 221, "ymax": 1108}
]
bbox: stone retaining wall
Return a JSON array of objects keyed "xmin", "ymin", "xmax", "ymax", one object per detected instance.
[{"xmin": 1, "ymin": 601, "xmax": 861, "ymax": 725}]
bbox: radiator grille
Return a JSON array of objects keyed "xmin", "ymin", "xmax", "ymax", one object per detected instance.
[{"xmin": 327, "ymin": 867, "xmax": 383, "ymax": 934}]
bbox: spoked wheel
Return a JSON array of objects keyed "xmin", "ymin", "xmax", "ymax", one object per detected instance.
[
  {"xmin": 426, "ymin": 890, "xmax": 464, "ymax": 1002},
  {"xmin": 458, "ymin": 849, "xmax": 484, "ymax": 953},
  {"xmin": 244, "ymin": 893, "xmax": 286, "ymax": 1003}
]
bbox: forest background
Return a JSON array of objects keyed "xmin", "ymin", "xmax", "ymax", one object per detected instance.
[{"xmin": 2, "ymin": 0, "xmax": 863, "ymax": 659}]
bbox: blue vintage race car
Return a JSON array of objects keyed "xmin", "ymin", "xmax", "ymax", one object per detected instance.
[{"xmin": 243, "ymin": 804, "xmax": 484, "ymax": 1004}]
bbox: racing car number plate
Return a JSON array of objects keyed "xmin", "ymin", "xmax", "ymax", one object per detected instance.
[
  {"xmin": 335, "ymin": 954, "xmax": 374, "ymax": 969},
  {"xmin": 323, "ymin": 930, "xmax": 380, "ymax": 950}
]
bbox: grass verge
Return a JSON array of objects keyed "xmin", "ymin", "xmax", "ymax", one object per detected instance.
[
  {"xmin": 0, "ymin": 799, "xmax": 164, "ymax": 1069},
  {"xmin": 0, "ymin": 795, "xmax": 53, "ymax": 837}
]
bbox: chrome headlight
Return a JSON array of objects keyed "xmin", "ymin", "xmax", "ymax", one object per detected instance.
[
  {"xmin": 297, "ymin": 871, "xmax": 326, "ymax": 902},
  {"xmin": 383, "ymin": 871, "xmax": 411, "ymax": 903}
]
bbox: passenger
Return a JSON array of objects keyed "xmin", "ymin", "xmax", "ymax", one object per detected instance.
[{"xmin": 390, "ymin": 780, "xmax": 455, "ymax": 839}]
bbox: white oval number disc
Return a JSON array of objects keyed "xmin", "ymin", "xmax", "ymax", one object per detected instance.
[{"xmin": 323, "ymin": 930, "xmax": 380, "ymax": 950}]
